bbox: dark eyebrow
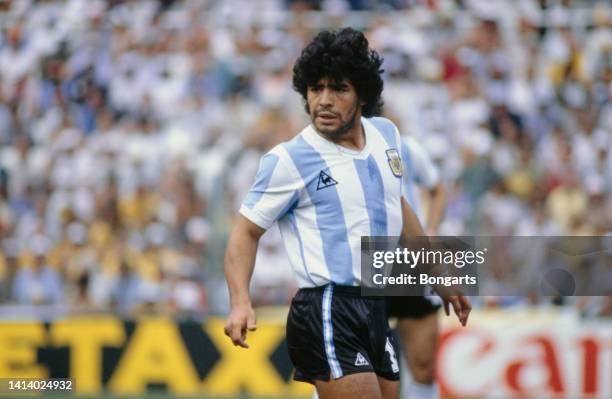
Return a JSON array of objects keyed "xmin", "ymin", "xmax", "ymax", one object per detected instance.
[
  {"xmin": 330, "ymin": 82, "xmax": 349, "ymax": 90},
  {"xmin": 309, "ymin": 80, "xmax": 349, "ymax": 90}
]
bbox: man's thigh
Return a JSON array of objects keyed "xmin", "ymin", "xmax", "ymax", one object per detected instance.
[
  {"xmin": 315, "ymin": 372, "xmax": 399, "ymax": 399},
  {"xmin": 378, "ymin": 375, "xmax": 400, "ymax": 399},
  {"xmin": 396, "ymin": 312, "xmax": 439, "ymax": 383}
]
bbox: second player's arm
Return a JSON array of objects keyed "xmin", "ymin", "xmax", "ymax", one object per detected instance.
[
  {"xmin": 224, "ymin": 215, "xmax": 266, "ymax": 348},
  {"xmin": 425, "ymin": 182, "xmax": 447, "ymax": 236},
  {"xmin": 399, "ymin": 197, "xmax": 471, "ymax": 326}
]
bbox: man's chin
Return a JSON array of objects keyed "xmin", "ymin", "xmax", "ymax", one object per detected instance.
[
  {"xmin": 315, "ymin": 123, "xmax": 347, "ymax": 138},
  {"xmin": 315, "ymin": 125, "xmax": 336, "ymax": 135}
]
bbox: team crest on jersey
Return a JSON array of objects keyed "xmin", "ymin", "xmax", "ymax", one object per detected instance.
[{"xmin": 386, "ymin": 149, "xmax": 403, "ymax": 177}]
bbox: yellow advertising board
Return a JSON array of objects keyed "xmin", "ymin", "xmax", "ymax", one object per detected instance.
[
  {"xmin": 0, "ymin": 316, "xmax": 313, "ymax": 396},
  {"xmin": 0, "ymin": 311, "xmax": 609, "ymax": 398}
]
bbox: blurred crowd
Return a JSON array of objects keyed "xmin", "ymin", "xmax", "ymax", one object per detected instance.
[{"xmin": 0, "ymin": 0, "xmax": 610, "ymax": 316}]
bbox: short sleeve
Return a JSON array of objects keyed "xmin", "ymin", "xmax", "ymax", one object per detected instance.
[
  {"xmin": 240, "ymin": 152, "xmax": 299, "ymax": 230},
  {"xmin": 401, "ymin": 137, "xmax": 440, "ymax": 189}
]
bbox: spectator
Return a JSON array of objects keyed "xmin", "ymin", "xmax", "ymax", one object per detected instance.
[{"xmin": 12, "ymin": 236, "xmax": 64, "ymax": 305}]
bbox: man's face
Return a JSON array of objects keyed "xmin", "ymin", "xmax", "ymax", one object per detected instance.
[{"xmin": 307, "ymin": 78, "xmax": 362, "ymax": 139}]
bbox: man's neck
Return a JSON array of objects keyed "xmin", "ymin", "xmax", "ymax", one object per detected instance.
[{"xmin": 318, "ymin": 122, "xmax": 366, "ymax": 152}]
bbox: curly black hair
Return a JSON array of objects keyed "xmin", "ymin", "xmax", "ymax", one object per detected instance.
[{"xmin": 292, "ymin": 27, "xmax": 384, "ymax": 117}]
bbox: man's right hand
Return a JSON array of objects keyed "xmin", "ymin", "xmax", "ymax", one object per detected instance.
[
  {"xmin": 441, "ymin": 294, "xmax": 471, "ymax": 327},
  {"xmin": 224, "ymin": 304, "xmax": 257, "ymax": 348},
  {"xmin": 435, "ymin": 284, "xmax": 471, "ymax": 327}
]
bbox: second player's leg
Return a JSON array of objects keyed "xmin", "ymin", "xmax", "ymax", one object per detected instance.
[{"xmin": 396, "ymin": 312, "xmax": 439, "ymax": 385}]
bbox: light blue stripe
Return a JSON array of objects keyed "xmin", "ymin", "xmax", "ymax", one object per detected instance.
[
  {"xmin": 276, "ymin": 191, "xmax": 299, "ymax": 221},
  {"xmin": 283, "ymin": 136, "xmax": 353, "ymax": 284},
  {"xmin": 354, "ymin": 156, "xmax": 388, "ymax": 236},
  {"xmin": 322, "ymin": 285, "xmax": 342, "ymax": 378},
  {"xmin": 287, "ymin": 212, "xmax": 317, "ymax": 286},
  {"xmin": 400, "ymin": 141, "xmax": 421, "ymax": 215},
  {"xmin": 369, "ymin": 117, "xmax": 397, "ymax": 148},
  {"xmin": 243, "ymin": 154, "xmax": 279, "ymax": 209}
]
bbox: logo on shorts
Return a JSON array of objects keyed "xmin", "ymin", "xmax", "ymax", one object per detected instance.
[
  {"xmin": 317, "ymin": 170, "xmax": 338, "ymax": 191},
  {"xmin": 355, "ymin": 352, "xmax": 369, "ymax": 366}
]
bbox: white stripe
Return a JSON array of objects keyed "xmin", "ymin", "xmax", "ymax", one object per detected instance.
[
  {"xmin": 367, "ymin": 122, "xmax": 404, "ymax": 238},
  {"xmin": 277, "ymin": 216, "xmax": 322, "ymax": 286},
  {"xmin": 244, "ymin": 149, "xmax": 300, "ymax": 229},
  {"xmin": 276, "ymin": 146, "xmax": 329, "ymax": 287},
  {"xmin": 322, "ymin": 285, "xmax": 342, "ymax": 378}
]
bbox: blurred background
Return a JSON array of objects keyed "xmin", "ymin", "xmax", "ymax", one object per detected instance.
[{"xmin": 0, "ymin": 0, "xmax": 610, "ymax": 398}]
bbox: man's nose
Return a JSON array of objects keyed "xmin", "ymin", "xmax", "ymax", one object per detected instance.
[{"xmin": 320, "ymin": 88, "xmax": 334, "ymax": 107}]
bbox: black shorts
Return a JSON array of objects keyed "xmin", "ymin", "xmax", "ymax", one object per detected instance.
[
  {"xmin": 286, "ymin": 284, "xmax": 400, "ymax": 384},
  {"xmin": 385, "ymin": 295, "xmax": 441, "ymax": 319}
]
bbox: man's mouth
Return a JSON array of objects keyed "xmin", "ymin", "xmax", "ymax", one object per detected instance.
[{"xmin": 316, "ymin": 112, "xmax": 337, "ymax": 120}]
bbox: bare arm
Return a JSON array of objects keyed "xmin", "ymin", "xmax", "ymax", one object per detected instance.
[
  {"xmin": 400, "ymin": 196, "xmax": 427, "ymax": 240},
  {"xmin": 399, "ymin": 197, "xmax": 471, "ymax": 326},
  {"xmin": 425, "ymin": 182, "xmax": 447, "ymax": 236},
  {"xmin": 223, "ymin": 215, "xmax": 266, "ymax": 348}
]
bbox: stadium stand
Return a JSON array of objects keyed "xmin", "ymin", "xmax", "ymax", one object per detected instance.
[{"xmin": 0, "ymin": 0, "xmax": 610, "ymax": 317}]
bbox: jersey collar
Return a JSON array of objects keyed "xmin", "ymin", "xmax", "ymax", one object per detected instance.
[{"xmin": 305, "ymin": 117, "xmax": 372, "ymax": 160}]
